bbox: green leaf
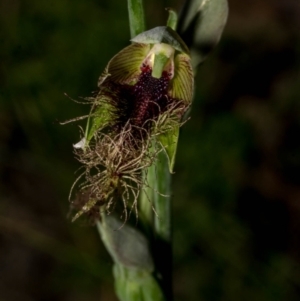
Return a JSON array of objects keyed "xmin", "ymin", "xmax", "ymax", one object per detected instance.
[
  {"xmin": 131, "ymin": 26, "xmax": 190, "ymax": 54},
  {"xmin": 177, "ymin": 0, "xmax": 229, "ymax": 70},
  {"xmin": 158, "ymin": 125, "xmax": 180, "ymax": 173},
  {"xmin": 113, "ymin": 264, "xmax": 165, "ymax": 301},
  {"xmin": 96, "ymin": 214, "xmax": 154, "ymax": 271}
]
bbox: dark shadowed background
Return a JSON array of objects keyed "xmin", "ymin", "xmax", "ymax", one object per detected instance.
[{"xmin": 1, "ymin": 0, "xmax": 300, "ymax": 300}]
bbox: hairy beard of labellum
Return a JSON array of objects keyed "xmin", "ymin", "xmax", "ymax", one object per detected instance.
[
  {"xmin": 71, "ymin": 126, "xmax": 159, "ymax": 222},
  {"xmin": 71, "ymin": 63, "xmax": 188, "ymax": 222}
]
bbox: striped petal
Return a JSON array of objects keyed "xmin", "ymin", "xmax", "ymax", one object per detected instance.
[
  {"xmin": 169, "ymin": 53, "xmax": 194, "ymax": 104},
  {"xmin": 99, "ymin": 43, "xmax": 151, "ymax": 86}
]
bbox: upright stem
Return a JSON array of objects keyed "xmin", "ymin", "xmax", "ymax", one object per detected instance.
[
  {"xmin": 139, "ymin": 160, "xmax": 155, "ymax": 232},
  {"xmin": 152, "ymin": 150, "xmax": 172, "ymax": 300},
  {"xmin": 140, "ymin": 147, "xmax": 173, "ymax": 299},
  {"xmin": 127, "ymin": 0, "xmax": 146, "ymax": 38},
  {"xmin": 154, "ymin": 151, "xmax": 171, "ymax": 242}
]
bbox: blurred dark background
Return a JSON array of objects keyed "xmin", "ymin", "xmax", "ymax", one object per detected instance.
[{"xmin": 1, "ymin": 0, "xmax": 300, "ymax": 300}]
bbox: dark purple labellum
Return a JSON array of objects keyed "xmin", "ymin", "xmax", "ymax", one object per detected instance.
[{"xmin": 106, "ymin": 64, "xmax": 173, "ymax": 136}]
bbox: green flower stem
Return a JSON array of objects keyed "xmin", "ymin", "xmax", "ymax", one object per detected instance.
[
  {"xmin": 152, "ymin": 150, "xmax": 173, "ymax": 300},
  {"xmin": 139, "ymin": 162, "xmax": 155, "ymax": 232},
  {"xmin": 139, "ymin": 145, "xmax": 172, "ymax": 237},
  {"xmin": 139, "ymin": 147, "xmax": 173, "ymax": 300},
  {"xmin": 127, "ymin": 0, "xmax": 146, "ymax": 38},
  {"xmin": 154, "ymin": 151, "xmax": 171, "ymax": 242}
]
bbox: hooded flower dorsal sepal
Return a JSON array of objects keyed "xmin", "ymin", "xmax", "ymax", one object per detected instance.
[
  {"xmin": 72, "ymin": 26, "xmax": 193, "ymax": 222},
  {"xmin": 130, "ymin": 26, "xmax": 190, "ymax": 54}
]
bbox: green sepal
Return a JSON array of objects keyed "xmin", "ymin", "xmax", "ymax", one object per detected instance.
[
  {"xmin": 131, "ymin": 26, "xmax": 189, "ymax": 54},
  {"xmin": 113, "ymin": 264, "xmax": 165, "ymax": 301},
  {"xmin": 158, "ymin": 124, "xmax": 180, "ymax": 173},
  {"xmin": 169, "ymin": 52, "xmax": 194, "ymax": 105}
]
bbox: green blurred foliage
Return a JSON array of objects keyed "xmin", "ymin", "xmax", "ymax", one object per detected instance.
[{"xmin": 1, "ymin": 0, "xmax": 300, "ymax": 300}]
